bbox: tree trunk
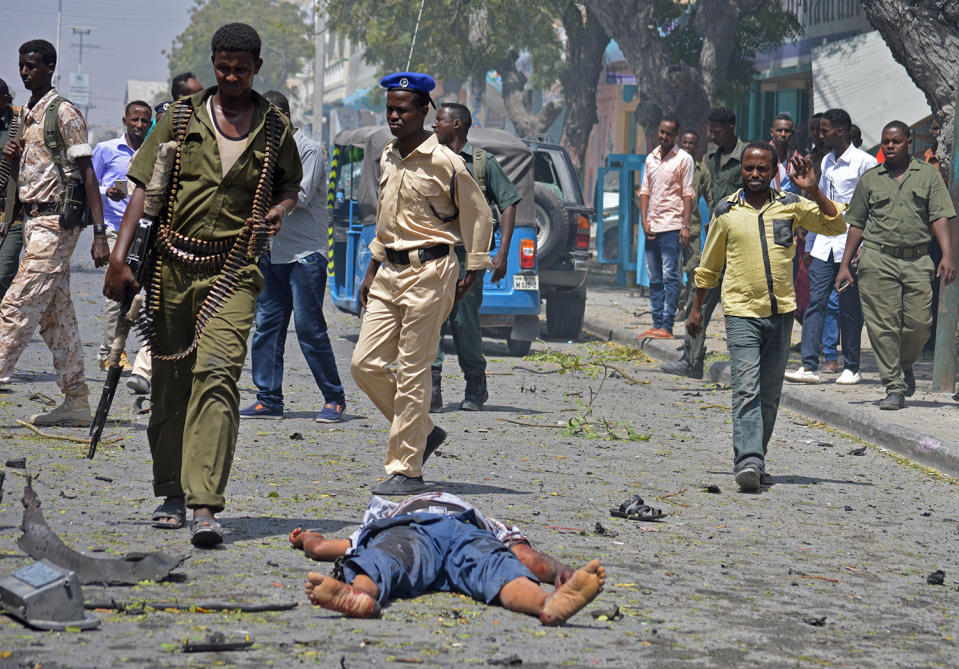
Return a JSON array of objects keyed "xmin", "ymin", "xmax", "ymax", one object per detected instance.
[
  {"xmin": 558, "ymin": 4, "xmax": 608, "ymax": 176},
  {"xmin": 587, "ymin": 0, "xmax": 766, "ymax": 142},
  {"xmin": 859, "ymin": 0, "xmax": 959, "ymax": 178},
  {"xmin": 496, "ymin": 49, "xmax": 563, "ymax": 138}
]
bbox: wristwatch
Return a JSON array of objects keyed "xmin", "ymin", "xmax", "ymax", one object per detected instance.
[{"xmin": 93, "ymin": 223, "xmax": 107, "ymax": 235}]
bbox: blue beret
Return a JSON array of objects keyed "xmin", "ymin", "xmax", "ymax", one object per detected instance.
[{"xmin": 380, "ymin": 72, "xmax": 436, "ymax": 95}]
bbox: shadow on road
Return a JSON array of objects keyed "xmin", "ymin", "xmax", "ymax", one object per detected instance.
[
  {"xmin": 221, "ymin": 516, "xmax": 354, "ymax": 545},
  {"xmin": 430, "ymin": 481, "xmax": 531, "ymax": 496}
]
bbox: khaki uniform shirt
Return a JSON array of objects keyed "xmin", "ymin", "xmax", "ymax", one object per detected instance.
[
  {"xmin": 371, "ymin": 133, "xmax": 493, "ymax": 271},
  {"xmin": 844, "ymin": 158, "xmax": 956, "ymax": 248},
  {"xmin": 690, "ymin": 160, "xmax": 712, "ymax": 231},
  {"xmin": 17, "ymin": 89, "xmax": 91, "ymax": 205},
  {"xmin": 696, "ymin": 189, "xmax": 846, "ymax": 318},
  {"xmin": 706, "ymin": 137, "xmax": 748, "ymax": 206},
  {"xmin": 128, "ymin": 87, "xmax": 302, "ymax": 241}
]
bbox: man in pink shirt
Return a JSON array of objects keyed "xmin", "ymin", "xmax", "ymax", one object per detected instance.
[{"xmin": 638, "ymin": 118, "xmax": 694, "ymax": 337}]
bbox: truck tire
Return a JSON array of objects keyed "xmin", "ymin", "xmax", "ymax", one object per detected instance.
[
  {"xmin": 546, "ymin": 290, "xmax": 586, "ymax": 340},
  {"xmin": 532, "ymin": 182, "xmax": 569, "ymax": 267},
  {"xmin": 507, "ymin": 336, "xmax": 532, "ymax": 357}
]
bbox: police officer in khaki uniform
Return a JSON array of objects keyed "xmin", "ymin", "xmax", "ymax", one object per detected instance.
[
  {"xmin": 836, "ymin": 120, "xmax": 956, "ymax": 410},
  {"xmin": 351, "ymin": 73, "xmax": 493, "ymax": 496}
]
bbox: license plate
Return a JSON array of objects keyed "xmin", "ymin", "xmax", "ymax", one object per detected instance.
[{"xmin": 513, "ymin": 274, "xmax": 539, "ymax": 291}]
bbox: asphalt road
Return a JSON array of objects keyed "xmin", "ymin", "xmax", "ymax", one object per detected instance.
[{"xmin": 1, "ymin": 245, "xmax": 957, "ymax": 667}]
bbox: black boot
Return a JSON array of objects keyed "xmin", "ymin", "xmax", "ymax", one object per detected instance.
[
  {"xmin": 430, "ymin": 368, "xmax": 443, "ymax": 413},
  {"xmin": 661, "ymin": 338, "xmax": 705, "ymax": 380},
  {"xmin": 460, "ymin": 370, "xmax": 488, "ymax": 411}
]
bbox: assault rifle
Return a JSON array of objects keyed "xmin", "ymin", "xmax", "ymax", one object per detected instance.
[{"xmin": 88, "ymin": 141, "xmax": 177, "ymax": 459}]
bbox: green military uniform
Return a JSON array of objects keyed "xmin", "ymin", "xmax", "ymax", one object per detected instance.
[
  {"xmin": 688, "ymin": 138, "xmax": 747, "ymax": 362},
  {"xmin": 679, "ymin": 159, "xmax": 712, "ymax": 314},
  {"xmin": 0, "ymin": 104, "xmax": 23, "ymax": 300},
  {"xmin": 127, "ymin": 88, "xmax": 301, "ymax": 511},
  {"xmin": 432, "ymin": 143, "xmax": 521, "ymax": 374},
  {"xmin": 844, "ymin": 158, "xmax": 956, "ymax": 395}
]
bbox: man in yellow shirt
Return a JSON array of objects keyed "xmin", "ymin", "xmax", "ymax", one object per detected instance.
[
  {"xmin": 351, "ymin": 72, "xmax": 493, "ymax": 495},
  {"xmin": 687, "ymin": 143, "xmax": 845, "ymax": 492}
]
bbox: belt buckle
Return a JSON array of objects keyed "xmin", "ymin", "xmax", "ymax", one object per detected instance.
[{"xmin": 417, "ymin": 248, "xmax": 426, "ymax": 264}]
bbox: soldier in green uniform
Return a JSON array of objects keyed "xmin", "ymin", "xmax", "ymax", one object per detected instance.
[
  {"xmin": 429, "ymin": 103, "xmax": 521, "ymax": 412},
  {"xmin": 104, "ymin": 23, "xmax": 302, "ymax": 546},
  {"xmin": 836, "ymin": 120, "xmax": 956, "ymax": 410},
  {"xmin": 676, "ymin": 129, "xmax": 712, "ymax": 319},
  {"xmin": 663, "ymin": 107, "xmax": 746, "ymax": 378}
]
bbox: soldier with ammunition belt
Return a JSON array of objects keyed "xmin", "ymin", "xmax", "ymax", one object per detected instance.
[{"xmin": 103, "ymin": 23, "xmax": 301, "ymax": 547}]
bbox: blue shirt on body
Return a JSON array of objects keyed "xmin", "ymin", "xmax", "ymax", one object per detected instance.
[{"xmin": 92, "ymin": 134, "xmax": 136, "ymax": 230}]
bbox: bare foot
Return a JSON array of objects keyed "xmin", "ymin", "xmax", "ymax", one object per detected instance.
[
  {"xmin": 305, "ymin": 572, "xmax": 381, "ymax": 618},
  {"xmin": 290, "ymin": 527, "xmax": 325, "ymax": 549},
  {"xmin": 540, "ymin": 559, "xmax": 606, "ymax": 626}
]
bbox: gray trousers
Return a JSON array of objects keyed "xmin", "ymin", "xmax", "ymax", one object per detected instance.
[{"xmin": 726, "ymin": 312, "xmax": 794, "ymax": 473}]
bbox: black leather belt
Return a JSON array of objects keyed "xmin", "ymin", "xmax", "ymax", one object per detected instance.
[
  {"xmin": 25, "ymin": 202, "xmax": 59, "ymax": 216},
  {"xmin": 385, "ymin": 244, "xmax": 450, "ymax": 266},
  {"xmin": 865, "ymin": 240, "xmax": 927, "ymax": 260}
]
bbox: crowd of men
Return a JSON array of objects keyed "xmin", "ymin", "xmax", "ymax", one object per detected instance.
[
  {"xmin": 0, "ymin": 18, "xmax": 954, "ymax": 542},
  {"xmin": 644, "ymin": 105, "xmax": 954, "ymax": 490},
  {"xmin": 0, "ymin": 23, "xmax": 614, "ymax": 625}
]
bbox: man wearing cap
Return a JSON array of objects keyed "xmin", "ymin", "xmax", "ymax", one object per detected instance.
[{"xmin": 351, "ymin": 72, "xmax": 493, "ymax": 495}]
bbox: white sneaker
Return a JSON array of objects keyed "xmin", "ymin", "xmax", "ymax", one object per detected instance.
[
  {"xmin": 784, "ymin": 367, "xmax": 820, "ymax": 384},
  {"xmin": 835, "ymin": 369, "xmax": 862, "ymax": 385}
]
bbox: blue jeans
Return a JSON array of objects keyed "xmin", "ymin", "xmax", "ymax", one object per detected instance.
[
  {"xmin": 251, "ymin": 253, "xmax": 345, "ymax": 409},
  {"xmin": 344, "ymin": 511, "xmax": 537, "ymax": 604},
  {"xmin": 644, "ymin": 229, "xmax": 682, "ymax": 332},
  {"xmin": 726, "ymin": 313, "xmax": 794, "ymax": 473},
  {"xmin": 822, "ymin": 288, "xmax": 839, "ymax": 361},
  {"xmin": 801, "ymin": 256, "xmax": 862, "ymax": 372}
]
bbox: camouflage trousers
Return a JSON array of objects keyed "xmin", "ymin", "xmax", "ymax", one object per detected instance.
[{"xmin": 0, "ymin": 214, "xmax": 86, "ymax": 393}]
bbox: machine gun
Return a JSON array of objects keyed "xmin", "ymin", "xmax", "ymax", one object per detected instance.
[
  {"xmin": 88, "ymin": 141, "xmax": 177, "ymax": 459},
  {"xmin": 0, "ymin": 109, "xmax": 22, "ymax": 251}
]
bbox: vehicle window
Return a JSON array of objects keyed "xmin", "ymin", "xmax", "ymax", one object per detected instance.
[
  {"xmin": 534, "ymin": 151, "xmax": 560, "ymax": 187},
  {"xmin": 336, "ymin": 146, "xmax": 364, "ymax": 201}
]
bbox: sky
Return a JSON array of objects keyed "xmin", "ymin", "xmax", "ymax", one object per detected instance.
[{"xmin": 0, "ymin": 0, "xmax": 196, "ymax": 136}]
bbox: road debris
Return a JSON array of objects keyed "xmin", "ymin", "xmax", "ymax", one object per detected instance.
[
  {"xmin": 182, "ymin": 630, "xmax": 254, "ymax": 653},
  {"xmin": 803, "ymin": 616, "xmax": 827, "ymax": 626},
  {"xmin": 927, "ymin": 570, "xmax": 945, "ymax": 585},
  {"xmin": 17, "ymin": 478, "xmax": 188, "ymax": 585}
]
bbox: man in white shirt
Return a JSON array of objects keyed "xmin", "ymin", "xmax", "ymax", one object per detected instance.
[{"xmin": 786, "ymin": 108, "xmax": 877, "ymax": 385}]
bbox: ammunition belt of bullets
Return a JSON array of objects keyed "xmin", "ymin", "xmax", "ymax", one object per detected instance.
[{"xmin": 138, "ymin": 103, "xmax": 284, "ymax": 362}]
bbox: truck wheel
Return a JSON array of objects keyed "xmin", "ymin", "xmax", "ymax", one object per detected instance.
[
  {"xmin": 546, "ymin": 290, "xmax": 586, "ymax": 340},
  {"xmin": 533, "ymin": 182, "xmax": 569, "ymax": 267},
  {"xmin": 507, "ymin": 337, "xmax": 532, "ymax": 357}
]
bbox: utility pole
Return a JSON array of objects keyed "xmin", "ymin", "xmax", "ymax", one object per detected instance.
[
  {"xmin": 313, "ymin": 1, "xmax": 326, "ymax": 144},
  {"xmin": 55, "ymin": 0, "xmax": 62, "ymax": 89},
  {"xmin": 70, "ymin": 26, "xmax": 101, "ymax": 122}
]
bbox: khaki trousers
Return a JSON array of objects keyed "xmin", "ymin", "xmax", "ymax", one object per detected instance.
[
  {"xmin": 0, "ymin": 214, "xmax": 85, "ymax": 393},
  {"xmin": 351, "ymin": 253, "xmax": 457, "ymax": 477},
  {"xmin": 857, "ymin": 245, "xmax": 933, "ymax": 395},
  {"xmin": 148, "ymin": 261, "xmax": 262, "ymax": 511}
]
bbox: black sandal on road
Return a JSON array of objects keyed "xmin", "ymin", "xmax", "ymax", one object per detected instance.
[
  {"xmin": 610, "ymin": 495, "xmax": 666, "ymax": 522},
  {"xmin": 190, "ymin": 517, "xmax": 224, "ymax": 548},
  {"xmin": 151, "ymin": 500, "xmax": 186, "ymax": 529}
]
